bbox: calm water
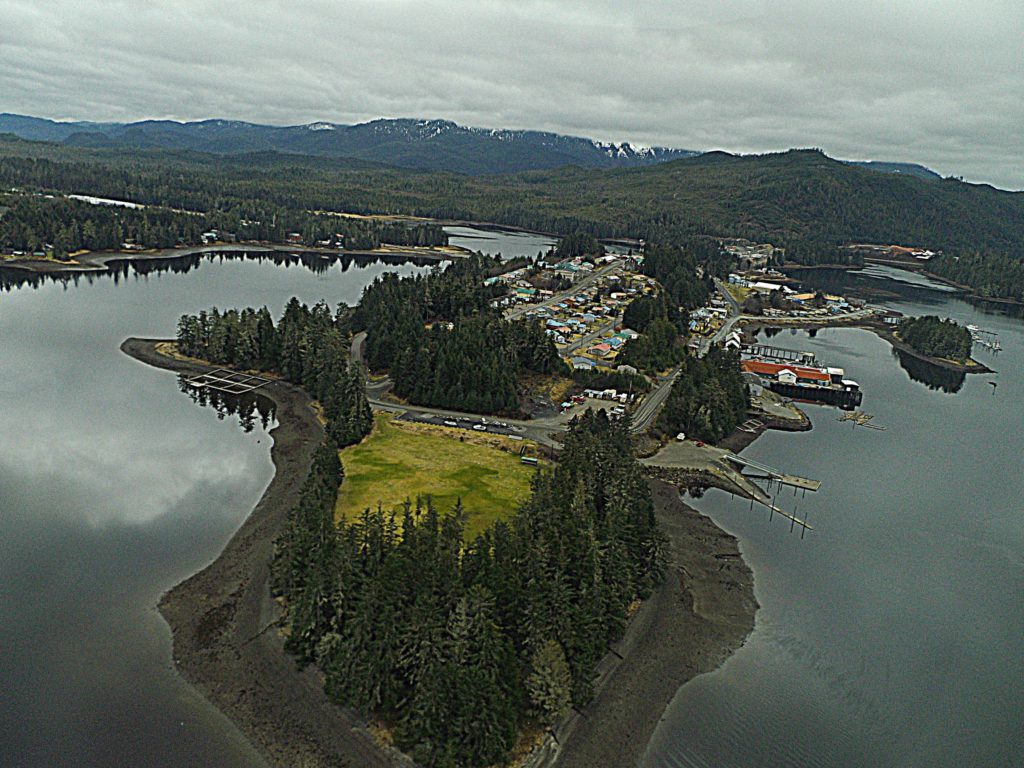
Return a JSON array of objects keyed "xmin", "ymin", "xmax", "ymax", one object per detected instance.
[
  {"xmin": 4, "ymin": 244, "xmax": 1020, "ymax": 768},
  {"xmin": 645, "ymin": 268, "xmax": 1024, "ymax": 767},
  {"xmin": 0, "ymin": 251, "xmax": 446, "ymax": 767},
  {"xmin": 446, "ymin": 225, "xmax": 557, "ymax": 259},
  {"xmin": 0, "ymin": 229, "xmax": 554, "ymax": 767}
]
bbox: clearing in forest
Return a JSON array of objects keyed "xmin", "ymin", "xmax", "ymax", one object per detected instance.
[{"xmin": 335, "ymin": 413, "xmax": 538, "ymax": 539}]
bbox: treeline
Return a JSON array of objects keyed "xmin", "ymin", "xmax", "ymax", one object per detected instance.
[
  {"xmin": 272, "ymin": 411, "xmax": 665, "ymax": 767},
  {"xmin": 4, "ymin": 139, "xmax": 1022, "ymax": 258},
  {"xmin": 176, "ymin": 298, "xmax": 372, "ymax": 447},
  {"xmin": 391, "ymin": 315, "xmax": 562, "ymax": 414},
  {"xmin": 0, "ymin": 192, "xmax": 446, "ymax": 256},
  {"xmin": 640, "ymin": 241, "xmax": 725, "ymax": 315},
  {"xmin": 619, "ymin": 316, "xmax": 684, "ymax": 373},
  {"xmin": 355, "ymin": 256, "xmax": 561, "ymax": 415},
  {"xmin": 897, "ymin": 315, "xmax": 973, "ymax": 362},
  {"xmin": 785, "ymin": 239, "xmax": 864, "ymax": 267},
  {"xmin": 0, "ymin": 194, "xmax": 204, "ymax": 254},
  {"xmin": 927, "ymin": 251, "xmax": 1024, "ymax": 303},
  {"xmin": 657, "ymin": 347, "xmax": 749, "ymax": 443},
  {"xmin": 552, "ymin": 231, "xmax": 604, "ymax": 259}
]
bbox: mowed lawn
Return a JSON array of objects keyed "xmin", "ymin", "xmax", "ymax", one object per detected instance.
[{"xmin": 336, "ymin": 413, "xmax": 538, "ymax": 539}]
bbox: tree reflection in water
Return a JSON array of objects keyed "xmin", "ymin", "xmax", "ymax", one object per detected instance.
[
  {"xmin": 893, "ymin": 348, "xmax": 966, "ymax": 393},
  {"xmin": 177, "ymin": 374, "xmax": 277, "ymax": 432}
]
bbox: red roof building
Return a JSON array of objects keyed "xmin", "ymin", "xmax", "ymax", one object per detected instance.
[{"xmin": 742, "ymin": 359, "xmax": 831, "ymax": 384}]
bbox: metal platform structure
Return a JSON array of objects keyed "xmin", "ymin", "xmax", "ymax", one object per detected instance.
[
  {"xmin": 724, "ymin": 453, "xmax": 822, "ymax": 492},
  {"xmin": 185, "ymin": 369, "xmax": 271, "ymax": 395}
]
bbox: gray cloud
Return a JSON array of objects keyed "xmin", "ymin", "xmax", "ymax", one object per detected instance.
[{"xmin": 1, "ymin": 0, "xmax": 1021, "ymax": 188}]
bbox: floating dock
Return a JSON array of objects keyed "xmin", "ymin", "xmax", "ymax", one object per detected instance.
[
  {"xmin": 968, "ymin": 324, "xmax": 1001, "ymax": 352},
  {"xmin": 185, "ymin": 369, "xmax": 271, "ymax": 395}
]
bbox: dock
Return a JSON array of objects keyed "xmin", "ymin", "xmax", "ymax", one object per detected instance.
[
  {"xmin": 724, "ymin": 453, "xmax": 822, "ymax": 492},
  {"xmin": 968, "ymin": 324, "xmax": 1001, "ymax": 353},
  {"xmin": 642, "ymin": 441, "xmax": 822, "ymax": 532},
  {"xmin": 185, "ymin": 369, "xmax": 272, "ymax": 395},
  {"xmin": 745, "ymin": 344, "xmax": 818, "ymax": 366}
]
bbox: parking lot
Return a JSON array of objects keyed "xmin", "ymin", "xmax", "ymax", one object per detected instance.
[{"xmin": 396, "ymin": 411, "xmax": 526, "ymax": 438}]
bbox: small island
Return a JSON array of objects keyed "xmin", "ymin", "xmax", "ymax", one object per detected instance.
[
  {"xmin": 896, "ymin": 315, "xmax": 972, "ymax": 362},
  {"xmin": 883, "ymin": 314, "xmax": 990, "ymax": 373}
]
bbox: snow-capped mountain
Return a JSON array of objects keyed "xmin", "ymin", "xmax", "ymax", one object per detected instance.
[{"xmin": 0, "ymin": 113, "xmax": 939, "ymax": 180}]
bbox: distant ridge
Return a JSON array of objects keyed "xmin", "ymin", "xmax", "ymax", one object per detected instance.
[
  {"xmin": 0, "ymin": 113, "xmax": 697, "ymax": 175},
  {"xmin": 0, "ymin": 112, "xmax": 942, "ymax": 181},
  {"xmin": 845, "ymin": 160, "xmax": 942, "ymax": 182}
]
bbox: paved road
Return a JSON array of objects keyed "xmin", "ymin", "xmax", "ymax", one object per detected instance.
[
  {"xmin": 505, "ymin": 259, "xmax": 623, "ymax": 320},
  {"xmin": 629, "ymin": 366, "xmax": 680, "ymax": 433}
]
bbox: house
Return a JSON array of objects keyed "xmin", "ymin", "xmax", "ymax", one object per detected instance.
[
  {"xmin": 617, "ymin": 364, "xmax": 638, "ymax": 375},
  {"xmin": 588, "ymin": 343, "xmax": 613, "ymax": 357},
  {"xmin": 571, "ymin": 356, "xmax": 596, "ymax": 370}
]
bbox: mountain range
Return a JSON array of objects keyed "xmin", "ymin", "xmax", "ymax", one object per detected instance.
[{"xmin": 0, "ymin": 113, "xmax": 941, "ymax": 180}]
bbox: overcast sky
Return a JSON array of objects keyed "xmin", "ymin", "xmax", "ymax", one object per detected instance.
[{"xmin": 2, "ymin": 0, "xmax": 1021, "ymax": 188}]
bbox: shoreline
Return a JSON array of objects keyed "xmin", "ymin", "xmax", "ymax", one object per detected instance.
[
  {"xmin": 121, "ymin": 338, "xmax": 405, "ymax": 768},
  {"xmin": 742, "ymin": 317, "xmax": 993, "ymax": 374},
  {"xmin": 792, "ymin": 258, "xmax": 1024, "ymax": 308},
  {"xmin": 122, "ymin": 337, "xmax": 759, "ymax": 768},
  {"xmin": 535, "ymin": 479, "xmax": 757, "ymax": 768},
  {"xmin": 0, "ymin": 241, "xmax": 467, "ymax": 278}
]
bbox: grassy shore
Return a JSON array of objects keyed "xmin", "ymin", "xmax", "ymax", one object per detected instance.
[{"xmin": 336, "ymin": 413, "xmax": 537, "ymax": 539}]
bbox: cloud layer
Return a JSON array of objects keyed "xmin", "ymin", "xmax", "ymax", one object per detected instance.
[{"xmin": 1, "ymin": 0, "xmax": 1021, "ymax": 188}]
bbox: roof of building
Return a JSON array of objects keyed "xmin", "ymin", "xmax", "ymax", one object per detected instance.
[{"xmin": 741, "ymin": 359, "xmax": 830, "ymax": 383}]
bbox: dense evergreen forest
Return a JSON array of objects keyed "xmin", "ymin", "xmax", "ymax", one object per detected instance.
[
  {"xmin": 1, "ymin": 137, "xmax": 1021, "ymax": 276},
  {"xmin": 926, "ymin": 252, "xmax": 1024, "ymax": 303},
  {"xmin": 354, "ymin": 256, "xmax": 562, "ymax": 415},
  {"xmin": 657, "ymin": 347, "xmax": 749, "ymax": 443},
  {"xmin": 784, "ymin": 239, "xmax": 863, "ymax": 267},
  {"xmin": 638, "ymin": 242, "xmax": 723, "ymax": 314},
  {"xmin": 896, "ymin": 315, "xmax": 973, "ymax": 362},
  {"xmin": 619, "ymin": 317, "xmax": 685, "ymax": 373},
  {"xmin": 0, "ymin": 191, "xmax": 447, "ymax": 256},
  {"xmin": 272, "ymin": 410, "xmax": 665, "ymax": 767},
  {"xmin": 552, "ymin": 231, "xmax": 604, "ymax": 259},
  {"xmin": 175, "ymin": 298, "xmax": 373, "ymax": 447}
]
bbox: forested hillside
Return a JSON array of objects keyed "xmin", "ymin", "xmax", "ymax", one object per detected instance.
[
  {"xmin": 2, "ymin": 136, "xmax": 1022, "ymax": 297},
  {"xmin": 2, "ymin": 137, "xmax": 1019, "ymax": 250},
  {"xmin": 0, "ymin": 192, "xmax": 447, "ymax": 256}
]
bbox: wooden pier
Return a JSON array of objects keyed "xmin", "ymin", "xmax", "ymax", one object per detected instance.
[
  {"xmin": 725, "ymin": 453, "xmax": 822, "ymax": 492},
  {"xmin": 185, "ymin": 369, "xmax": 272, "ymax": 395},
  {"xmin": 744, "ymin": 344, "xmax": 818, "ymax": 366}
]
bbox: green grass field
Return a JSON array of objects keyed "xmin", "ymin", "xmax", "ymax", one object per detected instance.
[{"xmin": 335, "ymin": 413, "xmax": 538, "ymax": 539}]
